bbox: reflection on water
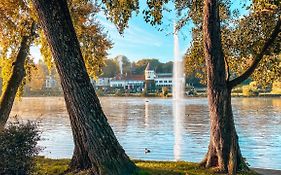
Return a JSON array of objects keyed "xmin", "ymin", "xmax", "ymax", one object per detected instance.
[
  {"xmin": 10, "ymin": 97, "xmax": 281, "ymax": 170},
  {"xmin": 173, "ymin": 99, "xmax": 185, "ymax": 161}
]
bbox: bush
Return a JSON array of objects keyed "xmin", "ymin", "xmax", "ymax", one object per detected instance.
[
  {"xmin": 0, "ymin": 118, "xmax": 41, "ymax": 175},
  {"xmin": 96, "ymin": 89, "xmax": 105, "ymax": 96},
  {"xmin": 271, "ymin": 81, "xmax": 281, "ymax": 94},
  {"xmin": 162, "ymin": 87, "xmax": 169, "ymax": 97},
  {"xmin": 242, "ymin": 82, "xmax": 259, "ymax": 96}
]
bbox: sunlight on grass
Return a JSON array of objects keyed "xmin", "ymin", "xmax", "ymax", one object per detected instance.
[{"xmin": 34, "ymin": 157, "xmax": 260, "ymax": 175}]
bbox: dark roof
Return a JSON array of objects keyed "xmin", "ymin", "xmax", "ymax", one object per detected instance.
[
  {"xmin": 125, "ymin": 74, "xmax": 144, "ymax": 81},
  {"xmin": 113, "ymin": 74, "xmax": 144, "ymax": 81},
  {"xmin": 156, "ymin": 73, "xmax": 173, "ymax": 78},
  {"xmin": 145, "ymin": 63, "xmax": 154, "ymax": 71}
]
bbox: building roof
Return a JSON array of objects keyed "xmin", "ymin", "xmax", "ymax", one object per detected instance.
[
  {"xmin": 156, "ymin": 73, "xmax": 173, "ymax": 78},
  {"xmin": 113, "ymin": 74, "xmax": 144, "ymax": 81},
  {"xmin": 145, "ymin": 63, "xmax": 154, "ymax": 71}
]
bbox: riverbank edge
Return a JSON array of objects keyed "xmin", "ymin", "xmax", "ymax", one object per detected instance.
[
  {"xmin": 34, "ymin": 157, "xmax": 269, "ymax": 175},
  {"xmin": 22, "ymin": 93, "xmax": 281, "ymax": 98}
]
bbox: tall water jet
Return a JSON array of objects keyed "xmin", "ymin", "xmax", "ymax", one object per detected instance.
[
  {"xmin": 117, "ymin": 55, "xmax": 123, "ymax": 75},
  {"xmin": 173, "ymin": 27, "xmax": 185, "ymax": 100},
  {"xmin": 173, "ymin": 24, "xmax": 185, "ymax": 161}
]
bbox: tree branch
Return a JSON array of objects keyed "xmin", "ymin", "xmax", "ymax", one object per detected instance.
[{"xmin": 228, "ymin": 15, "xmax": 281, "ymax": 89}]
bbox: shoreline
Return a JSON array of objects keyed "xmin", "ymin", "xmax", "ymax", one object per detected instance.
[{"xmin": 21, "ymin": 94, "xmax": 281, "ymax": 98}]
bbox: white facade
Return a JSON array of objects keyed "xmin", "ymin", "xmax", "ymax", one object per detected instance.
[
  {"xmin": 155, "ymin": 77, "xmax": 173, "ymax": 87},
  {"xmin": 45, "ymin": 75, "xmax": 56, "ymax": 89},
  {"xmin": 155, "ymin": 73, "xmax": 173, "ymax": 87},
  {"xmin": 96, "ymin": 78, "xmax": 111, "ymax": 87},
  {"xmin": 145, "ymin": 70, "xmax": 155, "ymax": 80},
  {"xmin": 110, "ymin": 80, "xmax": 144, "ymax": 89}
]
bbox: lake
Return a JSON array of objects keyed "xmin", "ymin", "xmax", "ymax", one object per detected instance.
[{"xmin": 10, "ymin": 97, "xmax": 281, "ymax": 170}]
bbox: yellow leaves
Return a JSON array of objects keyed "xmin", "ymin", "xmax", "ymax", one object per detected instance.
[
  {"xmin": 37, "ymin": 29, "xmax": 53, "ymax": 72},
  {"xmin": 252, "ymin": 0, "xmax": 280, "ymax": 14},
  {"xmin": 0, "ymin": 57, "xmax": 13, "ymax": 93}
]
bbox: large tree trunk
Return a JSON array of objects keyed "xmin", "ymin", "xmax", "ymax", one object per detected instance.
[
  {"xmin": 0, "ymin": 23, "xmax": 35, "ymax": 128},
  {"xmin": 31, "ymin": 0, "xmax": 137, "ymax": 174},
  {"xmin": 200, "ymin": 0, "xmax": 248, "ymax": 174}
]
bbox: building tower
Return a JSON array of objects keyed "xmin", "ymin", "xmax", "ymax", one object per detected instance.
[{"xmin": 144, "ymin": 63, "xmax": 156, "ymax": 92}]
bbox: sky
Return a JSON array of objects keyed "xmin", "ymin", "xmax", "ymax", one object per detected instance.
[
  {"xmin": 96, "ymin": 6, "xmax": 192, "ymax": 63},
  {"xmin": 30, "ymin": 1, "xmax": 192, "ymax": 64},
  {"xmin": 30, "ymin": 1, "xmax": 249, "ymax": 64}
]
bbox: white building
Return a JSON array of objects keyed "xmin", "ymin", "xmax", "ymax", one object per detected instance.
[
  {"xmin": 95, "ymin": 78, "xmax": 111, "ymax": 87},
  {"xmin": 110, "ymin": 75, "xmax": 144, "ymax": 91},
  {"xmin": 45, "ymin": 75, "xmax": 56, "ymax": 89},
  {"xmin": 155, "ymin": 73, "xmax": 173, "ymax": 87}
]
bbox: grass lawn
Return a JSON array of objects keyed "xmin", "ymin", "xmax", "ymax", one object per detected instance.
[{"xmin": 34, "ymin": 157, "xmax": 260, "ymax": 175}]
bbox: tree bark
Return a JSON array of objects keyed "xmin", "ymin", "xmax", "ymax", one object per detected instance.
[
  {"xmin": 0, "ymin": 23, "xmax": 35, "ymax": 128},
  {"xmin": 31, "ymin": 0, "xmax": 137, "ymax": 174},
  {"xmin": 200, "ymin": 0, "xmax": 248, "ymax": 174}
]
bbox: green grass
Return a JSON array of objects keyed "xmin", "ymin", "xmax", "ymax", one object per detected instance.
[
  {"xmin": 34, "ymin": 156, "xmax": 70, "ymax": 175},
  {"xmin": 33, "ymin": 157, "xmax": 259, "ymax": 175}
]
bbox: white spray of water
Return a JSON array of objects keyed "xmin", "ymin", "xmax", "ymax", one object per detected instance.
[
  {"xmin": 117, "ymin": 55, "xmax": 123, "ymax": 75},
  {"xmin": 173, "ymin": 24, "xmax": 185, "ymax": 161}
]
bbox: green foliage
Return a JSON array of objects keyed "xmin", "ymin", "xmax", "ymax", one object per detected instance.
[
  {"xmin": 143, "ymin": 0, "xmax": 169, "ymax": 26},
  {"xmin": 101, "ymin": 58, "xmax": 120, "ymax": 77},
  {"xmin": 1, "ymin": 0, "xmax": 112, "ymax": 98},
  {"xmin": 242, "ymin": 82, "xmax": 259, "ymax": 96},
  {"xmin": 114, "ymin": 55, "xmax": 132, "ymax": 75},
  {"xmin": 0, "ymin": 118, "xmax": 41, "ymax": 175},
  {"xmin": 0, "ymin": 0, "xmax": 35, "ymax": 98},
  {"xmin": 133, "ymin": 58, "xmax": 173, "ymax": 74},
  {"xmin": 96, "ymin": 89, "xmax": 105, "ymax": 96},
  {"xmin": 184, "ymin": 0, "xmax": 281, "ymax": 87},
  {"xmin": 161, "ymin": 87, "xmax": 169, "ymax": 97},
  {"xmin": 141, "ymin": 89, "xmax": 148, "ymax": 97},
  {"xmin": 115, "ymin": 89, "xmax": 124, "ymax": 96},
  {"xmin": 271, "ymin": 81, "xmax": 281, "ymax": 94},
  {"xmin": 102, "ymin": 0, "xmax": 139, "ymax": 34},
  {"xmin": 99, "ymin": 57, "xmax": 173, "ymax": 77}
]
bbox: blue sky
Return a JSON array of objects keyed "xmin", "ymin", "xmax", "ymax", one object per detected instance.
[
  {"xmin": 31, "ymin": 2, "xmax": 192, "ymax": 63},
  {"xmin": 31, "ymin": 1, "xmax": 249, "ymax": 63},
  {"xmin": 96, "ymin": 5, "xmax": 192, "ymax": 63}
]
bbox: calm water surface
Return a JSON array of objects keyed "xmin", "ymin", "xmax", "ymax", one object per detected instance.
[{"xmin": 10, "ymin": 97, "xmax": 281, "ymax": 170}]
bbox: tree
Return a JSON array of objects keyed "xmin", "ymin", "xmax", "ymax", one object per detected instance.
[
  {"xmin": 101, "ymin": 0, "xmax": 280, "ymax": 174},
  {"xmin": 27, "ymin": 62, "xmax": 47, "ymax": 91},
  {"xmin": 0, "ymin": 0, "xmax": 36, "ymax": 127},
  {"xmin": 0, "ymin": 0, "xmax": 112, "ymax": 127},
  {"xmin": 183, "ymin": 1, "xmax": 281, "ymax": 174},
  {"xmin": 114, "ymin": 55, "xmax": 132, "ymax": 75},
  {"xmin": 31, "ymin": 0, "xmax": 136, "ymax": 174},
  {"xmin": 100, "ymin": 58, "xmax": 119, "ymax": 77}
]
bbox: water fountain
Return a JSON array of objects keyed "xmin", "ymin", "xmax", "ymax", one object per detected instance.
[
  {"xmin": 117, "ymin": 55, "xmax": 123, "ymax": 75},
  {"xmin": 173, "ymin": 24, "xmax": 185, "ymax": 161}
]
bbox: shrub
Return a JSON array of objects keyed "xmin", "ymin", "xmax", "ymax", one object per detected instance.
[
  {"xmin": 162, "ymin": 87, "xmax": 169, "ymax": 97},
  {"xmin": 271, "ymin": 81, "xmax": 281, "ymax": 94},
  {"xmin": 141, "ymin": 89, "xmax": 148, "ymax": 97},
  {"xmin": 242, "ymin": 82, "xmax": 259, "ymax": 96},
  {"xmin": 0, "ymin": 118, "xmax": 41, "ymax": 175},
  {"xmin": 96, "ymin": 89, "xmax": 105, "ymax": 96}
]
